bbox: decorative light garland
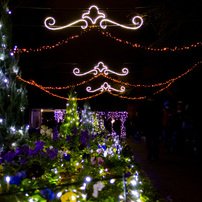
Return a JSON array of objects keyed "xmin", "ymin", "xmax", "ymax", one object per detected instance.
[
  {"xmin": 44, "ymin": 5, "xmax": 143, "ymax": 31},
  {"xmin": 12, "ymin": 29, "xmax": 88, "ymax": 54},
  {"xmin": 15, "ymin": 76, "xmax": 171, "ymax": 101},
  {"xmin": 99, "ymin": 29, "xmax": 202, "ymax": 52},
  {"xmin": 12, "ymin": 27, "xmax": 201, "ymax": 54},
  {"xmin": 15, "ymin": 61, "xmax": 201, "ymax": 89},
  {"xmin": 73, "ymin": 61, "xmax": 129, "ymax": 76},
  {"xmin": 15, "ymin": 75, "xmax": 105, "ymax": 100},
  {"xmin": 14, "ymin": 61, "xmax": 201, "ymax": 100},
  {"xmin": 86, "ymin": 82, "xmax": 125, "ymax": 93},
  {"xmin": 102, "ymin": 61, "xmax": 201, "ymax": 87},
  {"xmin": 15, "ymin": 73, "xmax": 102, "ymax": 89},
  {"xmin": 73, "ymin": 61, "xmax": 127, "ymax": 94}
]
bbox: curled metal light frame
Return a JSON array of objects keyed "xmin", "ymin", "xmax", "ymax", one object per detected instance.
[{"xmin": 44, "ymin": 5, "xmax": 143, "ymax": 30}]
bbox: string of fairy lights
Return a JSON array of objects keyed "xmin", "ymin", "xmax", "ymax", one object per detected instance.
[
  {"xmin": 9, "ymin": 4, "xmax": 202, "ymax": 101},
  {"xmin": 12, "ymin": 27, "xmax": 201, "ymax": 54},
  {"xmin": 15, "ymin": 61, "xmax": 201, "ymax": 100}
]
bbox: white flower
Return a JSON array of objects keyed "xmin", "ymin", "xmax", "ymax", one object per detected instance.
[
  {"xmin": 46, "ymin": 128, "xmax": 53, "ymax": 136},
  {"xmin": 92, "ymin": 182, "xmax": 104, "ymax": 198}
]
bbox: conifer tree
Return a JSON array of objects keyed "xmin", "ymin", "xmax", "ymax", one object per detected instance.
[
  {"xmin": 60, "ymin": 91, "xmax": 80, "ymax": 136},
  {"xmin": 92, "ymin": 111, "xmax": 101, "ymax": 135},
  {"xmin": 81, "ymin": 101, "xmax": 93, "ymax": 133},
  {"xmin": 0, "ymin": 1, "xmax": 28, "ymax": 148}
]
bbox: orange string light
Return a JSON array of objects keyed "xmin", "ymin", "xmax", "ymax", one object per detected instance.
[
  {"xmin": 12, "ymin": 28, "xmax": 91, "ymax": 54},
  {"xmin": 108, "ymin": 80, "xmax": 174, "ymax": 100},
  {"xmin": 31, "ymin": 80, "xmax": 105, "ymax": 100},
  {"xmin": 15, "ymin": 61, "xmax": 201, "ymax": 89},
  {"xmin": 12, "ymin": 27, "xmax": 201, "ymax": 54},
  {"xmin": 98, "ymin": 29, "xmax": 202, "ymax": 52},
  {"xmin": 103, "ymin": 61, "xmax": 201, "ymax": 87},
  {"xmin": 14, "ymin": 61, "xmax": 201, "ymax": 100},
  {"xmin": 15, "ymin": 72, "xmax": 170, "ymax": 100},
  {"xmin": 15, "ymin": 73, "xmax": 102, "ymax": 89}
]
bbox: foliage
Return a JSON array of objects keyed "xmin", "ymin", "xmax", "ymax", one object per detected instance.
[
  {"xmin": 59, "ymin": 90, "xmax": 80, "ymax": 137},
  {"xmin": 0, "ymin": 1, "xmax": 28, "ymax": 149},
  {"xmin": 0, "ymin": 97, "xmax": 157, "ymax": 202}
]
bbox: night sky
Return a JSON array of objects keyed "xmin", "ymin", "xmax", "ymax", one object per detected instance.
[{"xmin": 8, "ymin": 0, "xmax": 202, "ymax": 111}]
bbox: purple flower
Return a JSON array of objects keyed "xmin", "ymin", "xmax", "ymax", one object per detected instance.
[
  {"xmin": 21, "ymin": 158, "xmax": 26, "ymax": 164},
  {"xmin": 16, "ymin": 171, "xmax": 26, "ymax": 179},
  {"xmin": 41, "ymin": 189, "xmax": 55, "ymax": 201},
  {"xmin": 98, "ymin": 157, "xmax": 104, "ymax": 166},
  {"xmin": 15, "ymin": 149, "xmax": 20, "ymax": 155},
  {"xmin": 102, "ymin": 145, "xmax": 106, "ymax": 150},
  {"xmin": 97, "ymin": 149, "xmax": 102, "ymax": 154},
  {"xmin": 71, "ymin": 126, "xmax": 77, "ymax": 135},
  {"xmin": 28, "ymin": 148, "xmax": 38, "ymax": 156},
  {"xmin": 29, "ymin": 141, "xmax": 46, "ymax": 156},
  {"xmin": 81, "ymin": 130, "xmax": 89, "ymax": 144},
  {"xmin": 46, "ymin": 148, "xmax": 58, "ymax": 159},
  {"xmin": 91, "ymin": 156, "xmax": 96, "ymax": 165},
  {"xmin": 4, "ymin": 151, "xmax": 16, "ymax": 163},
  {"xmin": 66, "ymin": 135, "xmax": 71, "ymax": 142},
  {"xmin": 34, "ymin": 141, "xmax": 46, "ymax": 151},
  {"xmin": 53, "ymin": 132, "xmax": 59, "ymax": 141},
  {"xmin": 18, "ymin": 145, "xmax": 29, "ymax": 155},
  {"xmin": 10, "ymin": 175, "xmax": 21, "ymax": 186}
]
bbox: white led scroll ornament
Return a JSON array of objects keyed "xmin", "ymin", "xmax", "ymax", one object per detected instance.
[
  {"xmin": 44, "ymin": 5, "xmax": 143, "ymax": 30},
  {"xmin": 73, "ymin": 62, "xmax": 129, "ymax": 76},
  {"xmin": 86, "ymin": 82, "xmax": 125, "ymax": 93}
]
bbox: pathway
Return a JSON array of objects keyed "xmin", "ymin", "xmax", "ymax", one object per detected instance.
[{"xmin": 126, "ymin": 137, "xmax": 202, "ymax": 202}]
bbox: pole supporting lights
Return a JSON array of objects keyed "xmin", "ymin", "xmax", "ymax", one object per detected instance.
[{"xmin": 44, "ymin": 5, "xmax": 143, "ymax": 30}]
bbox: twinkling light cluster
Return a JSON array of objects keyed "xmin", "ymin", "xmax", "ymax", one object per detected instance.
[
  {"xmin": 44, "ymin": 5, "xmax": 143, "ymax": 31},
  {"xmin": 54, "ymin": 110, "xmax": 128, "ymax": 136},
  {"xmin": 97, "ymin": 111, "xmax": 128, "ymax": 136}
]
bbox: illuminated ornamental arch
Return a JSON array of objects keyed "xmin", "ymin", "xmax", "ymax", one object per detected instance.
[
  {"xmin": 73, "ymin": 62, "xmax": 128, "ymax": 93},
  {"xmin": 44, "ymin": 5, "xmax": 143, "ymax": 30}
]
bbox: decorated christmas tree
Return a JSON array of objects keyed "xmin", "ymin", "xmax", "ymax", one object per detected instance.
[
  {"xmin": 81, "ymin": 101, "xmax": 94, "ymax": 133},
  {"xmin": 92, "ymin": 111, "xmax": 102, "ymax": 135},
  {"xmin": 59, "ymin": 90, "xmax": 80, "ymax": 136},
  {"xmin": 0, "ymin": 1, "xmax": 28, "ymax": 149}
]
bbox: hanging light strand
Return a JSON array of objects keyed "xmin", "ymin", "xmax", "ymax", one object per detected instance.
[
  {"xmin": 108, "ymin": 80, "xmax": 174, "ymax": 100},
  {"xmin": 11, "ymin": 27, "xmax": 201, "ymax": 54},
  {"xmin": 103, "ymin": 61, "xmax": 201, "ymax": 87},
  {"xmin": 15, "ymin": 73, "xmax": 102, "ymax": 89},
  {"xmin": 98, "ymin": 29, "xmax": 202, "ymax": 52},
  {"xmin": 12, "ymin": 28, "xmax": 92, "ymax": 54},
  {"xmin": 15, "ymin": 73, "xmax": 174, "ymax": 100},
  {"xmin": 15, "ymin": 61, "xmax": 201, "ymax": 89}
]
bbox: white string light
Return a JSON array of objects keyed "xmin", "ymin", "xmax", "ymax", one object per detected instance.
[
  {"xmin": 86, "ymin": 82, "xmax": 125, "ymax": 93},
  {"xmin": 73, "ymin": 61, "xmax": 129, "ymax": 76},
  {"xmin": 100, "ymin": 15, "xmax": 143, "ymax": 30},
  {"xmin": 44, "ymin": 5, "xmax": 143, "ymax": 30}
]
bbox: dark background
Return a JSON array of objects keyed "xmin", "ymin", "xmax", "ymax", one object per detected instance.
[{"xmin": 8, "ymin": 0, "xmax": 202, "ymax": 111}]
